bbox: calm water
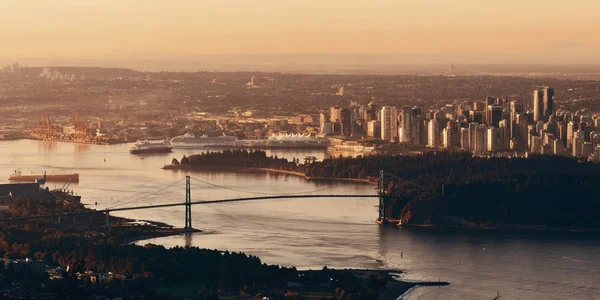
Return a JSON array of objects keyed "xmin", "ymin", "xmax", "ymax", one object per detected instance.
[{"xmin": 1, "ymin": 140, "xmax": 599, "ymax": 300}]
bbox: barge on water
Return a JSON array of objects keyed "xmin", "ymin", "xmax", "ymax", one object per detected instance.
[{"xmin": 9, "ymin": 171, "xmax": 79, "ymax": 183}]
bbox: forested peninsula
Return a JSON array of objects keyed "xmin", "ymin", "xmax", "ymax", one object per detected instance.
[{"xmin": 168, "ymin": 150, "xmax": 600, "ymax": 229}]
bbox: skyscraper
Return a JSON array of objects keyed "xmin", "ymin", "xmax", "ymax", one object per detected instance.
[
  {"xmin": 427, "ymin": 119, "xmax": 439, "ymax": 148},
  {"xmin": 543, "ymin": 87, "xmax": 554, "ymax": 120},
  {"xmin": 330, "ymin": 106, "xmax": 343, "ymax": 123},
  {"xmin": 400, "ymin": 106, "xmax": 412, "ymax": 143},
  {"xmin": 487, "ymin": 127, "xmax": 498, "ymax": 152},
  {"xmin": 533, "ymin": 89, "xmax": 544, "ymax": 122},
  {"xmin": 487, "ymin": 105, "xmax": 503, "ymax": 127},
  {"xmin": 380, "ymin": 106, "xmax": 398, "ymax": 142},
  {"xmin": 534, "ymin": 86, "xmax": 554, "ymax": 121}
]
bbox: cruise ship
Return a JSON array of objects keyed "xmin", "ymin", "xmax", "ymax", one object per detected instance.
[
  {"xmin": 129, "ymin": 140, "xmax": 173, "ymax": 154},
  {"xmin": 239, "ymin": 133, "xmax": 331, "ymax": 149},
  {"xmin": 170, "ymin": 133, "xmax": 238, "ymax": 148}
]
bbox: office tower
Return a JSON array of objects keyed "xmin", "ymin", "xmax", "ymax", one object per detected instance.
[
  {"xmin": 583, "ymin": 142, "xmax": 593, "ymax": 159},
  {"xmin": 319, "ymin": 113, "xmax": 327, "ymax": 132},
  {"xmin": 573, "ymin": 131, "xmax": 586, "ymax": 157},
  {"xmin": 487, "ymin": 105, "xmax": 503, "ymax": 127},
  {"xmin": 458, "ymin": 128, "xmax": 467, "ymax": 149},
  {"xmin": 333, "ymin": 121, "xmax": 343, "ymax": 135},
  {"xmin": 427, "ymin": 119, "xmax": 439, "ymax": 148},
  {"xmin": 322, "ymin": 122, "xmax": 334, "ymax": 135},
  {"xmin": 510, "ymin": 100, "xmax": 524, "ymax": 136},
  {"xmin": 469, "ymin": 110, "xmax": 484, "ymax": 124},
  {"xmin": 474, "ymin": 125, "xmax": 487, "ymax": 154},
  {"xmin": 473, "ymin": 101, "xmax": 485, "ymax": 111},
  {"xmin": 515, "ymin": 114, "xmax": 529, "ymax": 150},
  {"xmin": 531, "ymin": 136, "xmax": 543, "ymax": 153},
  {"xmin": 367, "ymin": 121, "xmax": 381, "ymax": 139},
  {"xmin": 442, "ymin": 126, "xmax": 455, "ymax": 149},
  {"xmin": 400, "ymin": 106, "xmax": 412, "ymax": 143},
  {"xmin": 469, "ymin": 122, "xmax": 479, "ymax": 150},
  {"xmin": 498, "ymin": 120, "xmax": 510, "ymax": 150},
  {"xmin": 352, "ymin": 120, "xmax": 365, "ymax": 137},
  {"xmin": 553, "ymin": 140, "xmax": 564, "ymax": 156},
  {"xmin": 483, "ymin": 97, "xmax": 495, "ymax": 124},
  {"xmin": 567, "ymin": 121, "xmax": 575, "ymax": 150},
  {"xmin": 341, "ymin": 108, "xmax": 352, "ymax": 136},
  {"xmin": 543, "ymin": 87, "xmax": 554, "ymax": 120},
  {"xmin": 487, "ymin": 127, "xmax": 498, "ymax": 152},
  {"xmin": 330, "ymin": 106, "xmax": 343, "ymax": 123},
  {"xmin": 533, "ymin": 89, "xmax": 544, "ymax": 122},
  {"xmin": 380, "ymin": 106, "xmax": 398, "ymax": 142}
]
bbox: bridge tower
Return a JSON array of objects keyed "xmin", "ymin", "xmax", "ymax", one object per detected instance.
[
  {"xmin": 184, "ymin": 176, "xmax": 192, "ymax": 231},
  {"xmin": 378, "ymin": 170, "xmax": 386, "ymax": 222}
]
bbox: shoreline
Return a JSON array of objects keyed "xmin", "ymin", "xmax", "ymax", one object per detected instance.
[
  {"xmin": 399, "ymin": 223, "xmax": 600, "ymax": 234},
  {"xmin": 163, "ymin": 164, "xmax": 376, "ymax": 185},
  {"xmin": 333, "ymin": 269, "xmax": 449, "ymax": 300}
]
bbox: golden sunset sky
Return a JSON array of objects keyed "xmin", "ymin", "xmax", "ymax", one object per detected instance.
[{"xmin": 1, "ymin": 0, "xmax": 598, "ymax": 65}]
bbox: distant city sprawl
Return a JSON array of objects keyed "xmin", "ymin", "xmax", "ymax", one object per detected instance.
[{"xmin": 1, "ymin": 65, "xmax": 599, "ymax": 159}]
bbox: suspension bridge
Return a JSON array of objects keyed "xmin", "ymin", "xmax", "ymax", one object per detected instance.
[{"xmin": 0, "ymin": 171, "xmax": 417, "ymax": 229}]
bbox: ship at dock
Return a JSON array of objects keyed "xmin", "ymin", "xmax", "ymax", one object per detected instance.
[
  {"xmin": 170, "ymin": 133, "xmax": 238, "ymax": 149},
  {"xmin": 239, "ymin": 133, "xmax": 331, "ymax": 149},
  {"xmin": 9, "ymin": 171, "xmax": 79, "ymax": 183},
  {"xmin": 129, "ymin": 140, "xmax": 173, "ymax": 154}
]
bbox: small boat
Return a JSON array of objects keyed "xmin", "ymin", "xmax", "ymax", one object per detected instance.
[{"xmin": 9, "ymin": 171, "xmax": 79, "ymax": 183}]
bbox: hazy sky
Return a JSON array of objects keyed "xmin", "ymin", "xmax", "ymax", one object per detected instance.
[{"xmin": 1, "ymin": 0, "xmax": 599, "ymax": 65}]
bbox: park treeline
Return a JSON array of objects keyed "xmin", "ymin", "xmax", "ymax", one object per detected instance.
[
  {"xmin": 0, "ymin": 199, "xmax": 387, "ymax": 299},
  {"xmin": 178, "ymin": 150, "xmax": 600, "ymax": 228}
]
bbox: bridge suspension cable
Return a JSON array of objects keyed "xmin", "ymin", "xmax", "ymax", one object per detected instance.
[
  {"xmin": 188, "ymin": 176, "xmax": 344, "ymax": 196},
  {"xmin": 110, "ymin": 177, "xmax": 187, "ymax": 209}
]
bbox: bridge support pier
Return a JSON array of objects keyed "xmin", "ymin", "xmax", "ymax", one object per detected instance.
[
  {"xmin": 184, "ymin": 176, "xmax": 192, "ymax": 232},
  {"xmin": 105, "ymin": 211, "xmax": 110, "ymax": 230},
  {"xmin": 378, "ymin": 170, "xmax": 386, "ymax": 223}
]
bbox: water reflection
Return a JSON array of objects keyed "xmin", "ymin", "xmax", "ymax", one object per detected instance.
[
  {"xmin": 37, "ymin": 140, "xmax": 58, "ymax": 152},
  {"xmin": 74, "ymin": 143, "xmax": 91, "ymax": 152}
]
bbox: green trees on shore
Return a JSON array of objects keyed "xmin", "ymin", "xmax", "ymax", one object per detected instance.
[{"xmin": 181, "ymin": 150, "xmax": 600, "ymax": 228}]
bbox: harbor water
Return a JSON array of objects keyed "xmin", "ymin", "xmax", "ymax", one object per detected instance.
[{"xmin": 0, "ymin": 140, "xmax": 598, "ymax": 300}]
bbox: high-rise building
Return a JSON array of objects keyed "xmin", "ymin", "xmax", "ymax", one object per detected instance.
[
  {"xmin": 567, "ymin": 121, "xmax": 576, "ymax": 150},
  {"xmin": 533, "ymin": 89, "xmax": 544, "ymax": 122},
  {"xmin": 469, "ymin": 122, "xmax": 479, "ymax": 150},
  {"xmin": 487, "ymin": 127, "xmax": 498, "ymax": 152},
  {"xmin": 531, "ymin": 136, "xmax": 543, "ymax": 153},
  {"xmin": 487, "ymin": 105, "xmax": 503, "ymax": 127},
  {"xmin": 498, "ymin": 120, "xmax": 510, "ymax": 150},
  {"xmin": 400, "ymin": 106, "xmax": 413, "ymax": 143},
  {"xmin": 367, "ymin": 121, "xmax": 381, "ymax": 139},
  {"xmin": 553, "ymin": 139, "xmax": 564, "ymax": 156},
  {"xmin": 380, "ymin": 106, "xmax": 398, "ymax": 142},
  {"xmin": 474, "ymin": 125, "xmax": 487, "ymax": 154},
  {"xmin": 460, "ymin": 128, "xmax": 469, "ymax": 149},
  {"xmin": 319, "ymin": 113, "xmax": 327, "ymax": 133},
  {"xmin": 442, "ymin": 127, "xmax": 454, "ymax": 149},
  {"xmin": 583, "ymin": 142, "xmax": 594, "ymax": 158},
  {"xmin": 341, "ymin": 108, "xmax": 352, "ymax": 136},
  {"xmin": 543, "ymin": 87, "xmax": 554, "ymax": 120},
  {"xmin": 330, "ymin": 106, "xmax": 343, "ymax": 123},
  {"xmin": 469, "ymin": 110, "xmax": 484, "ymax": 124},
  {"xmin": 534, "ymin": 86, "xmax": 554, "ymax": 121},
  {"xmin": 483, "ymin": 97, "xmax": 495, "ymax": 124},
  {"xmin": 427, "ymin": 119, "xmax": 439, "ymax": 148}
]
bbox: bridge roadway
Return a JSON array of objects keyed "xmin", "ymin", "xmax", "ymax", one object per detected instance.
[{"xmin": 0, "ymin": 194, "xmax": 383, "ymax": 222}]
